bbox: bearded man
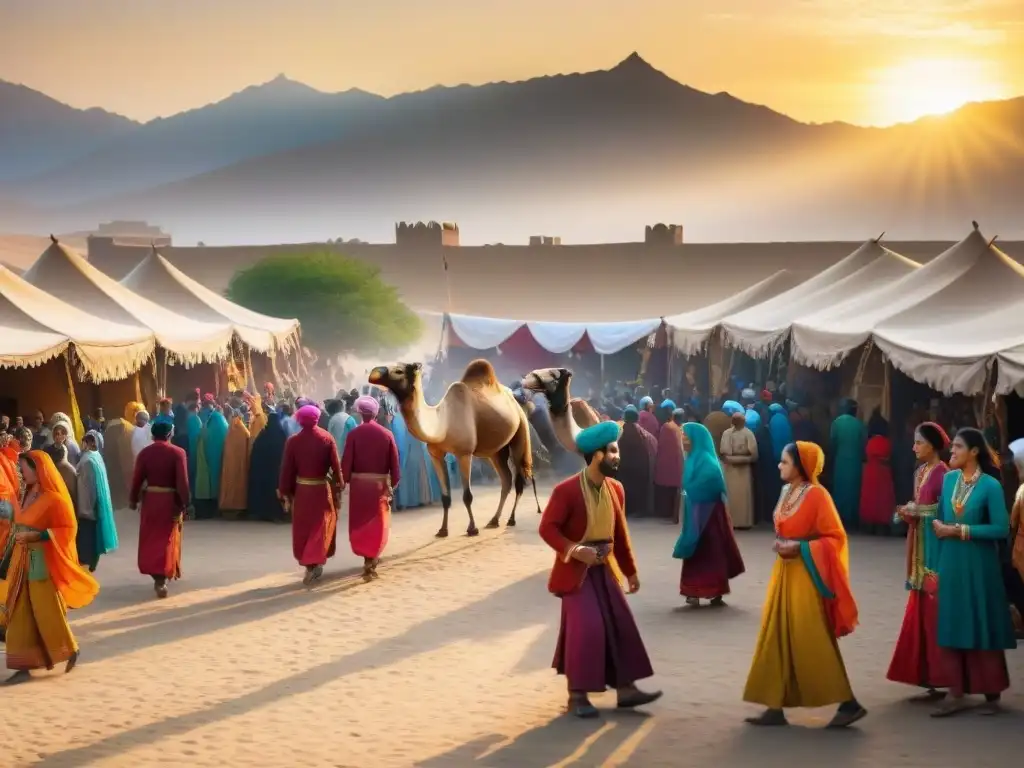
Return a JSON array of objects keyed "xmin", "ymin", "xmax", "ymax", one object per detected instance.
[{"xmin": 538, "ymin": 420, "xmax": 662, "ymax": 718}]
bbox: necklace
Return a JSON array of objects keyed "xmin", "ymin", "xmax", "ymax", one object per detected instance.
[
  {"xmin": 951, "ymin": 468, "xmax": 981, "ymax": 517},
  {"xmin": 776, "ymin": 482, "xmax": 810, "ymax": 521},
  {"xmin": 914, "ymin": 461, "xmax": 939, "ymax": 502}
]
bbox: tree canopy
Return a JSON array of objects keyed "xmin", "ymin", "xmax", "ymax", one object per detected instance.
[{"xmin": 227, "ymin": 251, "xmax": 422, "ymax": 357}]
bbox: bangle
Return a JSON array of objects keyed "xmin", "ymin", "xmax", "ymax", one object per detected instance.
[
  {"xmin": 958, "ymin": 524, "xmax": 966, "ymax": 541},
  {"xmin": 963, "ymin": 524, "xmax": 970, "ymax": 541}
]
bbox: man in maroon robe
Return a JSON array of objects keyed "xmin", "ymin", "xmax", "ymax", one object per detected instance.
[
  {"xmin": 342, "ymin": 395, "xmax": 401, "ymax": 580},
  {"xmin": 279, "ymin": 404, "xmax": 343, "ymax": 585},
  {"xmin": 653, "ymin": 402, "xmax": 684, "ymax": 523},
  {"xmin": 637, "ymin": 396, "xmax": 660, "ymax": 438},
  {"xmin": 129, "ymin": 421, "xmax": 190, "ymax": 599}
]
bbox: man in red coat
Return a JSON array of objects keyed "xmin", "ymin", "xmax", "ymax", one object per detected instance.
[
  {"xmin": 342, "ymin": 395, "xmax": 400, "ymax": 581},
  {"xmin": 129, "ymin": 420, "xmax": 190, "ymax": 599},
  {"xmin": 279, "ymin": 404, "xmax": 343, "ymax": 585},
  {"xmin": 539, "ymin": 420, "xmax": 661, "ymax": 718}
]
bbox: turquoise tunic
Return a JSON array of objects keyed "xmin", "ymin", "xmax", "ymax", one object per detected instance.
[
  {"xmin": 935, "ymin": 471, "xmax": 1017, "ymax": 651},
  {"xmin": 829, "ymin": 414, "xmax": 866, "ymax": 527}
]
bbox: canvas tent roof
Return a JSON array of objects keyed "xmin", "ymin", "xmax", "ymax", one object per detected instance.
[
  {"xmin": 664, "ymin": 270, "xmax": 799, "ymax": 355},
  {"xmin": 792, "ymin": 226, "xmax": 1024, "ymax": 393},
  {"xmin": 22, "ymin": 240, "xmax": 233, "ymax": 366},
  {"xmin": 121, "ymin": 249, "xmax": 300, "ymax": 354},
  {"xmin": 432, "ymin": 312, "xmax": 662, "ymax": 355},
  {"xmin": 721, "ymin": 240, "xmax": 920, "ymax": 356},
  {"xmin": 0, "ymin": 262, "xmax": 154, "ymax": 380}
]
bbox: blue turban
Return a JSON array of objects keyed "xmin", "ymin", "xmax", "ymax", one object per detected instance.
[
  {"xmin": 623, "ymin": 405, "xmax": 639, "ymax": 423},
  {"xmin": 744, "ymin": 408, "xmax": 762, "ymax": 431},
  {"xmin": 638, "ymin": 396, "xmax": 653, "ymax": 409},
  {"xmin": 575, "ymin": 421, "xmax": 622, "ymax": 455},
  {"xmin": 660, "ymin": 399, "xmax": 677, "ymax": 411},
  {"xmin": 722, "ymin": 400, "xmax": 743, "ymax": 416}
]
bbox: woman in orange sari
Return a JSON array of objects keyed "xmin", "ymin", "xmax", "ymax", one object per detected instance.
[
  {"xmin": 0, "ymin": 450, "xmax": 99, "ymax": 684},
  {"xmin": 743, "ymin": 441, "xmax": 866, "ymax": 728}
]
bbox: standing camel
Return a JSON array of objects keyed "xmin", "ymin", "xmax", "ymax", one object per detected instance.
[
  {"xmin": 369, "ymin": 359, "xmax": 534, "ymax": 538},
  {"xmin": 521, "ymin": 368, "xmax": 601, "ymax": 455}
]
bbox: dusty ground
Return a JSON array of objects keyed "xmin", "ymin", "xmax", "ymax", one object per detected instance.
[{"xmin": 1, "ymin": 484, "xmax": 1022, "ymax": 767}]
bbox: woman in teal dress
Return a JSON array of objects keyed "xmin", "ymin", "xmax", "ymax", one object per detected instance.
[
  {"xmin": 932, "ymin": 427, "xmax": 1016, "ymax": 717},
  {"xmin": 829, "ymin": 399, "xmax": 866, "ymax": 529}
]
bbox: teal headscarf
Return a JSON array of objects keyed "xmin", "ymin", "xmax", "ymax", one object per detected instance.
[
  {"xmin": 722, "ymin": 400, "xmax": 743, "ymax": 416},
  {"xmin": 673, "ymin": 422, "xmax": 727, "ymax": 560},
  {"xmin": 576, "ymin": 421, "xmax": 621, "ymax": 455},
  {"xmin": 81, "ymin": 432, "xmax": 119, "ymax": 556}
]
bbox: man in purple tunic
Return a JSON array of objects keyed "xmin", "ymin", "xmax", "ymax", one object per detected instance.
[
  {"xmin": 539, "ymin": 421, "xmax": 661, "ymax": 718},
  {"xmin": 341, "ymin": 396, "xmax": 401, "ymax": 580},
  {"xmin": 653, "ymin": 402, "xmax": 684, "ymax": 523}
]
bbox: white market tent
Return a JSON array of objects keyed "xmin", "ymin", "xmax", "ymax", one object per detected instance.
[
  {"xmin": 664, "ymin": 270, "xmax": 799, "ymax": 355},
  {"xmin": 121, "ymin": 248, "xmax": 300, "ymax": 355},
  {"xmin": 721, "ymin": 239, "xmax": 921, "ymax": 357},
  {"xmin": 22, "ymin": 239, "xmax": 234, "ymax": 367},
  {"xmin": 0, "ymin": 262, "xmax": 154, "ymax": 380},
  {"xmin": 792, "ymin": 226, "xmax": 1024, "ymax": 394},
  {"xmin": 443, "ymin": 312, "xmax": 663, "ymax": 355}
]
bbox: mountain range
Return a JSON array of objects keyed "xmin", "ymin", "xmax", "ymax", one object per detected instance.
[{"xmin": 1, "ymin": 53, "xmax": 1023, "ymax": 244}]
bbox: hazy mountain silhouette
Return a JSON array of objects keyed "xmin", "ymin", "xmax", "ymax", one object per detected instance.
[
  {"xmin": 4, "ymin": 53, "xmax": 1024, "ymax": 243},
  {"xmin": 0, "ymin": 79, "xmax": 137, "ymax": 181},
  {"xmin": 4, "ymin": 74, "xmax": 385, "ymax": 206}
]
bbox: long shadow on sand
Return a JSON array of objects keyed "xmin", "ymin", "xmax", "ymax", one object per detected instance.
[{"xmin": 35, "ymin": 569, "xmax": 557, "ymax": 767}]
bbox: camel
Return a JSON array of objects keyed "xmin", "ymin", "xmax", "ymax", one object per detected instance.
[
  {"xmin": 521, "ymin": 368, "xmax": 600, "ymax": 455},
  {"xmin": 369, "ymin": 359, "xmax": 535, "ymax": 538}
]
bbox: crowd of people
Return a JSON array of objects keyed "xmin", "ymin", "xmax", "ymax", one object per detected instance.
[{"xmin": 540, "ymin": 416, "xmax": 1018, "ymax": 723}]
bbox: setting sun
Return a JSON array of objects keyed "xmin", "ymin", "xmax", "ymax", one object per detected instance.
[{"xmin": 869, "ymin": 57, "xmax": 1010, "ymax": 125}]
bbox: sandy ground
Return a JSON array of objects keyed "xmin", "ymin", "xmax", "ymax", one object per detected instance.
[{"xmin": 1, "ymin": 484, "xmax": 1022, "ymax": 768}]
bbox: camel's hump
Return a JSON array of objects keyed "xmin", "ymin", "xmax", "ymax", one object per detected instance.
[{"xmin": 460, "ymin": 359, "xmax": 501, "ymax": 391}]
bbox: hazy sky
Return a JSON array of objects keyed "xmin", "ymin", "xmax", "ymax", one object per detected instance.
[{"xmin": 2, "ymin": 0, "xmax": 1023, "ymax": 126}]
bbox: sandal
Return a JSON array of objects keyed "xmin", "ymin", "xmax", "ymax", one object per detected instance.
[
  {"xmin": 745, "ymin": 709, "xmax": 787, "ymax": 726},
  {"xmin": 931, "ymin": 698, "xmax": 969, "ymax": 718},
  {"xmin": 827, "ymin": 705, "xmax": 867, "ymax": 728},
  {"xmin": 567, "ymin": 696, "xmax": 599, "ymax": 719},
  {"xmin": 685, "ymin": 597, "xmax": 700, "ymax": 607},
  {"xmin": 616, "ymin": 689, "xmax": 663, "ymax": 709}
]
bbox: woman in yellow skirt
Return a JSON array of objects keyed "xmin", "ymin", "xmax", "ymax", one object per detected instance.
[
  {"xmin": 742, "ymin": 441, "xmax": 867, "ymax": 727},
  {"xmin": 1, "ymin": 450, "xmax": 99, "ymax": 684}
]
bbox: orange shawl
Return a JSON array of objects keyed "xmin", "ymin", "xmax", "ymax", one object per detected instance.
[
  {"xmin": 0, "ymin": 455, "xmax": 18, "ymax": 556},
  {"xmin": 776, "ymin": 441, "xmax": 858, "ymax": 638},
  {"xmin": 17, "ymin": 450, "xmax": 98, "ymax": 610},
  {"xmin": 0, "ymin": 452, "xmax": 18, "ymax": 495},
  {"xmin": 218, "ymin": 416, "xmax": 251, "ymax": 511}
]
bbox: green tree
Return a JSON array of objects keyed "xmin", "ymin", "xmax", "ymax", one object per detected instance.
[{"xmin": 227, "ymin": 251, "xmax": 422, "ymax": 357}]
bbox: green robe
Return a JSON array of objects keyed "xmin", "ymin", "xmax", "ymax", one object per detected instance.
[
  {"xmin": 829, "ymin": 414, "xmax": 866, "ymax": 527},
  {"xmin": 936, "ymin": 471, "xmax": 1017, "ymax": 651}
]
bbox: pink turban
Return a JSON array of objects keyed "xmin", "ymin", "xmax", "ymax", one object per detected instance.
[
  {"xmin": 355, "ymin": 396, "xmax": 380, "ymax": 417},
  {"xmin": 295, "ymin": 404, "xmax": 321, "ymax": 429}
]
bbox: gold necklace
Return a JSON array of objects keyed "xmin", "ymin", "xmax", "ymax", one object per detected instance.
[
  {"xmin": 952, "ymin": 468, "xmax": 980, "ymax": 517},
  {"xmin": 914, "ymin": 461, "xmax": 939, "ymax": 502},
  {"xmin": 777, "ymin": 482, "xmax": 810, "ymax": 520}
]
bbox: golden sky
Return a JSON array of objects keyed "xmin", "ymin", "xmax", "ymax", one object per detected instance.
[{"xmin": 2, "ymin": 0, "xmax": 1022, "ymax": 126}]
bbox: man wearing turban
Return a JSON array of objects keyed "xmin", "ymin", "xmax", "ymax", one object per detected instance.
[
  {"xmin": 637, "ymin": 396, "xmax": 659, "ymax": 438},
  {"xmin": 129, "ymin": 419, "xmax": 189, "ymax": 599},
  {"xmin": 278, "ymin": 404, "xmax": 343, "ymax": 585},
  {"xmin": 340, "ymin": 395, "xmax": 401, "ymax": 580},
  {"xmin": 539, "ymin": 420, "xmax": 661, "ymax": 718}
]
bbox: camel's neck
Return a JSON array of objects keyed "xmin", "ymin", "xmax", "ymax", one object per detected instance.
[
  {"xmin": 401, "ymin": 384, "xmax": 445, "ymax": 444},
  {"xmin": 548, "ymin": 383, "xmax": 583, "ymax": 454}
]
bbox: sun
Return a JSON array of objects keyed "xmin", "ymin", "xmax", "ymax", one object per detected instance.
[{"xmin": 869, "ymin": 57, "xmax": 1009, "ymax": 125}]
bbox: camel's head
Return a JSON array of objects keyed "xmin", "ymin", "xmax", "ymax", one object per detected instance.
[
  {"xmin": 368, "ymin": 362, "xmax": 421, "ymax": 402},
  {"xmin": 522, "ymin": 368, "xmax": 572, "ymax": 413}
]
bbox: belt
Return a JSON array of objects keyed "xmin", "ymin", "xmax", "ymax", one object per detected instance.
[
  {"xmin": 352, "ymin": 472, "xmax": 389, "ymax": 481},
  {"xmin": 146, "ymin": 486, "xmax": 176, "ymax": 493},
  {"xmin": 296, "ymin": 477, "xmax": 327, "ymax": 486}
]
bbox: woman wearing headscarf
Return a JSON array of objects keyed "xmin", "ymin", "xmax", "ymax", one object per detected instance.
[
  {"xmin": 886, "ymin": 422, "xmax": 950, "ymax": 699},
  {"xmin": 0, "ymin": 447, "xmax": 19, "ymax": 619},
  {"xmin": 636, "ymin": 396, "xmax": 660, "ymax": 438},
  {"xmin": 767, "ymin": 403, "xmax": 793, "ymax": 463},
  {"xmin": 673, "ymin": 422, "xmax": 745, "ymax": 606},
  {"xmin": 50, "ymin": 418, "xmax": 80, "ymax": 466},
  {"xmin": 859, "ymin": 408, "xmax": 896, "ymax": 534},
  {"xmin": 743, "ymin": 441, "xmax": 866, "ymax": 728},
  {"xmin": 720, "ymin": 411, "xmax": 758, "ymax": 530},
  {"xmin": 246, "ymin": 412, "xmax": 289, "ymax": 522},
  {"xmin": 244, "ymin": 393, "xmax": 267, "ymax": 446},
  {"xmin": 74, "ymin": 430, "xmax": 118, "ymax": 573},
  {"xmin": 617, "ymin": 406, "xmax": 657, "ymax": 518},
  {"xmin": 2, "ymin": 450, "xmax": 99, "ymax": 683},
  {"xmin": 830, "ymin": 399, "xmax": 866, "ymax": 529},
  {"xmin": 218, "ymin": 407, "xmax": 251, "ymax": 517},
  {"xmin": 279, "ymin": 404, "xmax": 342, "ymax": 585},
  {"xmin": 929, "ymin": 428, "xmax": 1016, "ymax": 717},
  {"xmin": 101, "ymin": 401, "xmax": 141, "ymax": 510},
  {"xmin": 653, "ymin": 404, "xmax": 684, "ymax": 523},
  {"xmin": 194, "ymin": 394, "xmax": 228, "ymax": 519}
]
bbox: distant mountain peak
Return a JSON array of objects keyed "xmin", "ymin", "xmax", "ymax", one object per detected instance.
[{"xmin": 611, "ymin": 51, "xmax": 660, "ymax": 74}]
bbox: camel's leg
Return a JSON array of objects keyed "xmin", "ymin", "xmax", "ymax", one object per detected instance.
[
  {"xmin": 506, "ymin": 414, "xmax": 532, "ymax": 528},
  {"xmin": 532, "ymin": 476, "xmax": 543, "ymax": 514},
  {"xmin": 457, "ymin": 454, "xmax": 479, "ymax": 536},
  {"xmin": 428, "ymin": 451, "xmax": 452, "ymax": 538},
  {"xmin": 486, "ymin": 447, "xmax": 513, "ymax": 529}
]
